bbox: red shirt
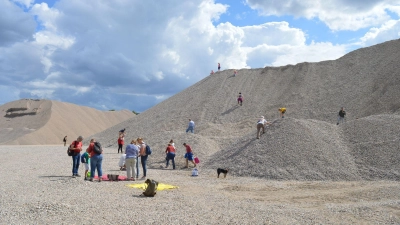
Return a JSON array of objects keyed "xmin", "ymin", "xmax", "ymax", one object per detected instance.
[
  {"xmin": 70, "ymin": 141, "xmax": 82, "ymax": 153},
  {"xmin": 185, "ymin": 145, "xmax": 192, "ymax": 153},
  {"xmin": 87, "ymin": 143, "xmax": 96, "ymax": 158},
  {"xmin": 166, "ymin": 145, "xmax": 176, "ymax": 154},
  {"xmin": 118, "ymin": 137, "xmax": 124, "ymax": 145}
]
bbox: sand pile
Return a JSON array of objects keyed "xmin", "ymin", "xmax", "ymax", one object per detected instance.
[
  {"xmin": 89, "ymin": 39, "xmax": 400, "ymax": 180},
  {"xmin": 0, "ymin": 99, "xmax": 135, "ymax": 145}
]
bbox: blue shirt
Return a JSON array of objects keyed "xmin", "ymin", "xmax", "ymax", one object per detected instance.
[
  {"xmin": 188, "ymin": 120, "xmax": 195, "ymax": 127},
  {"xmin": 125, "ymin": 144, "xmax": 139, "ymax": 159}
]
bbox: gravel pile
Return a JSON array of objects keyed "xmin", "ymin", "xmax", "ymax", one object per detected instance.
[{"xmin": 87, "ymin": 39, "xmax": 400, "ymax": 180}]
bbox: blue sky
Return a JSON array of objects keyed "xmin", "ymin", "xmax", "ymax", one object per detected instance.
[{"xmin": 1, "ymin": 0, "xmax": 400, "ymax": 112}]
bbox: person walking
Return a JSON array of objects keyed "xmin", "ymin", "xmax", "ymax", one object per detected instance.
[
  {"xmin": 87, "ymin": 138, "xmax": 103, "ymax": 182},
  {"xmin": 218, "ymin": 63, "xmax": 221, "ymax": 71},
  {"xmin": 63, "ymin": 136, "xmax": 67, "ymax": 146},
  {"xmin": 117, "ymin": 134, "xmax": 124, "ymax": 153},
  {"xmin": 237, "ymin": 92, "xmax": 243, "ymax": 106},
  {"xmin": 233, "ymin": 69, "xmax": 237, "ymax": 77},
  {"xmin": 137, "ymin": 137, "xmax": 148, "ymax": 180},
  {"xmin": 183, "ymin": 143, "xmax": 196, "ymax": 168},
  {"xmin": 256, "ymin": 116, "xmax": 271, "ymax": 139},
  {"xmin": 125, "ymin": 139, "xmax": 139, "ymax": 181},
  {"xmin": 337, "ymin": 107, "xmax": 346, "ymax": 125},
  {"xmin": 165, "ymin": 143, "xmax": 176, "ymax": 169},
  {"xmin": 186, "ymin": 119, "xmax": 195, "ymax": 133},
  {"xmin": 69, "ymin": 136, "xmax": 83, "ymax": 177}
]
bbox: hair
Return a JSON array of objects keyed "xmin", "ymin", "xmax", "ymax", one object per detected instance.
[
  {"xmin": 183, "ymin": 143, "xmax": 186, "ymax": 146},
  {"xmin": 169, "ymin": 139, "xmax": 174, "ymax": 143},
  {"xmin": 137, "ymin": 137, "xmax": 143, "ymax": 142},
  {"xmin": 78, "ymin": 136, "xmax": 83, "ymax": 140},
  {"xmin": 90, "ymin": 138, "xmax": 95, "ymax": 142},
  {"xmin": 168, "ymin": 143, "xmax": 172, "ymax": 146},
  {"xmin": 131, "ymin": 139, "xmax": 136, "ymax": 144}
]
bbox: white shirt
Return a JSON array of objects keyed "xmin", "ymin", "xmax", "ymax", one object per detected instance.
[{"xmin": 257, "ymin": 119, "xmax": 266, "ymax": 124}]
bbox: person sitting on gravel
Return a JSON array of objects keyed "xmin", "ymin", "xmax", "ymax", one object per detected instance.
[
  {"xmin": 337, "ymin": 107, "xmax": 346, "ymax": 125},
  {"xmin": 183, "ymin": 143, "xmax": 196, "ymax": 168},
  {"xmin": 256, "ymin": 116, "xmax": 272, "ymax": 139}
]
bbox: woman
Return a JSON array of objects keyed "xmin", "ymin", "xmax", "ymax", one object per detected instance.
[
  {"xmin": 165, "ymin": 143, "xmax": 176, "ymax": 169},
  {"xmin": 117, "ymin": 134, "xmax": 124, "ymax": 153},
  {"xmin": 87, "ymin": 138, "xmax": 103, "ymax": 182},
  {"xmin": 125, "ymin": 139, "xmax": 139, "ymax": 181},
  {"xmin": 137, "ymin": 137, "xmax": 147, "ymax": 180}
]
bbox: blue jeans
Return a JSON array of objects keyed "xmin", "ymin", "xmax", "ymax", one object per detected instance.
[
  {"xmin": 136, "ymin": 156, "xmax": 140, "ymax": 178},
  {"xmin": 166, "ymin": 153, "xmax": 176, "ymax": 169},
  {"xmin": 186, "ymin": 126, "xmax": 194, "ymax": 133},
  {"xmin": 71, "ymin": 153, "xmax": 81, "ymax": 175},
  {"xmin": 90, "ymin": 154, "xmax": 103, "ymax": 178},
  {"xmin": 141, "ymin": 155, "xmax": 148, "ymax": 177}
]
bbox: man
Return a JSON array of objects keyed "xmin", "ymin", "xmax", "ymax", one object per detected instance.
[
  {"xmin": 183, "ymin": 143, "xmax": 196, "ymax": 168},
  {"xmin": 186, "ymin": 119, "xmax": 195, "ymax": 133},
  {"xmin": 337, "ymin": 107, "xmax": 346, "ymax": 125},
  {"xmin": 256, "ymin": 116, "xmax": 271, "ymax": 139},
  {"xmin": 70, "ymin": 136, "xmax": 83, "ymax": 177},
  {"xmin": 63, "ymin": 135, "xmax": 67, "ymax": 146}
]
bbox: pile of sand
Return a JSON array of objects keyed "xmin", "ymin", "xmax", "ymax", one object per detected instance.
[
  {"xmin": 0, "ymin": 99, "xmax": 135, "ymax": 145},
  {"xmin": 88, "ymin": 39, "xmax": 400, "ymax": 181}
]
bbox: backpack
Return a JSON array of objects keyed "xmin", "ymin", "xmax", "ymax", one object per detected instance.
[
  {"xmin": 81, "ymin": 153, "xmax": 87, "ymax": 163},
  {"xmin": 93, "ymin": 142, "xmax": 103, "ymax": 154},
  {"xmin": 145, "ymin": 144, "xmax": 152, "ymax": 155},
  {"xmin": 67, "ymin": 141, "xmax": 77, "ymax": 157}
]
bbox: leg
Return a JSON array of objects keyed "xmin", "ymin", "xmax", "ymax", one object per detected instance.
[
  {"xmin": 132, "ymin": 158, "xmax": 136, "ymax": 179},
  {"xmin": 97, "ymin": 155, "xmax": 103, "ymax": 181},
  {"xmin": 126, "ymin": 158, "xmax": 133, "ymax": 179},
  {"xmin": 256, "ymin": 124, "xmax": 262, "ymax": 139},
  {"xmin": 136, "ymin": 157, "xmax": 140, "ymax": 178},
  {"xmin": 141, "ymin": 155, "xmax": 147, "ymax": 177},
  {"xmin": 171, "ymin": 154, "xmax": 175, "ymax": 169},
  {"xmin": 90, "ymin": 156, "xmax": 96, "ymax": 180}
]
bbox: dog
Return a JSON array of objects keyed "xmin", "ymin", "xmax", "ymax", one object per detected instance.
[{"xmin": 217, "ymin": 168, "xmax": 229, "ymax": 178}]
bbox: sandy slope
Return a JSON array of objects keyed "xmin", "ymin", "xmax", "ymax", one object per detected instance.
[
  {"xmin": 89, "ymin": 39, "xmax": 400, "ymax": 181},
  {"xmin": 0, "ymin": 99, "xmax": 134, "ymax": 145}
]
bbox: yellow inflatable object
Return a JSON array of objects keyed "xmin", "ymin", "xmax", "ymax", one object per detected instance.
[{"xmin": 127, "ymin": 183, "xmax": 179, "ymax": 191}]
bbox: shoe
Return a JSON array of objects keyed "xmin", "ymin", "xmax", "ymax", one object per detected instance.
[
  {"xmin": 263, "ymin": 132, "xmax": 265, "ymax": 134},
  {"xmin": 75, "ymin": 174, "xmax": 81, "ymax": 177},
  {"xmin": 84, "ymin": 177, "xmax": 87, "ymax": 181},
  {"xmin": 89, "ymin": 178, "xmax": 93, "ymax": 182},
  {"xmin": 257, "ymin": 137, "xmax": 259, "ymax": 139},
  {"xmin": 282, "ymin": 116, "xmax": 284, "ymax": 118},
  {"xmin": 337, "ymin": 123, "xmax": 339, "ymax": 125},
  {"xmin": 98, "ymin": 178, "xmax": 102, "ymax": 182},
  {"xmin": 141, "ymin": 176, "xmax": 146, "ymax": 180}
]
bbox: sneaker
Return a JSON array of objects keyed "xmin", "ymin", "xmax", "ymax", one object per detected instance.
[
  {"xmin": 75, "ymin": 174, "xmax": 81, "ymax": 177},
  {"xmin": 98, "ymin": 178, "xmax": 102, "ymax": 182},
  {"xmin": 89, "ymin": 178, "xmax": 93, "ymax": 182},
  {"xmin": 141, "ymin": 176, "xmax": 146, "ymax": 180},
  {"xmin": 84, "ymin": 177, "xmax": 87, "ymax": 181},
  {"xmin": 337, "ymin": 123, "xmax": 339, "ymax": 125}
]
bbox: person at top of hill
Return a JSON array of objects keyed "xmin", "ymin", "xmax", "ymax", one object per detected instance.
[
  {"xmin": 279, "ymin": 108, "xmax": 286, "ymax": 118},
  {"xmin": 256, "ymin": 116, "xmax": 272, "ymax": 139},
  {"xmin": 117, "ymin": 134, "xmax": 124, "ymax": 154},
  {"xmin": 237, "ymin": 92, "xmax": 243, "ymax": 106},
  {"xmin": 218, "ymin": 63, "xmax": 221, "ymax": 71},
  {"xmin": 210, "ymin": 70, "xmax": 214, "ymax": 75},
  {"xmin": 186, "ymin": 119, "xmax": 195, "ymax": 133},
  {"xmin": 337, "ymin": 107, "xmax": 346, "ymax": 125},
  {"xmin": 233, "ymin": 69, "xmax": 237, "ymax": 77}
]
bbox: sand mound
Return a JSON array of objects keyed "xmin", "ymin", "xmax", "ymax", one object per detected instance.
[
  {"xmin": 90, "ymin": 39, "xmax": 400, "ymax": 180},
  {"xmin": 0, "ymin": 99, "xmax": 135, "ymax": 145}
]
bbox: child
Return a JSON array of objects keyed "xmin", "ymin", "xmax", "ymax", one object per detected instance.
[
  {"xmin": 233, "ymin": 69, "xmax": 237, "ymax": 77},
  {"xmin": 237, "ymin": 92, "xmax": 243, "ymax": 106},
  {"xmin": 81, "ymin": 152, "xmax": 90, "ymax": 180},
  {"xmin": 119, "ymin": 153, "xmax": 126, "ymax": 171},
  {"xmin": 279, "ymin": 108, "xmax": 286, "ymax": 118}
]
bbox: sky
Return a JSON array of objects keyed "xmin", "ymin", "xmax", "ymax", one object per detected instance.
[{"xmin": 1, "ymin": 0, "xmax": 400, "ymax": 112}]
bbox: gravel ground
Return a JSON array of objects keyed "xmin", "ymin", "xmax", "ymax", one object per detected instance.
[{"xmin": 1, "ymin": 145, "xmax": 400, "ymax": 224}]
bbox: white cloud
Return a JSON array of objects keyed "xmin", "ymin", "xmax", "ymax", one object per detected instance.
[
  {"xmin": 246, "ymin": 0, "xmax": 397, "ymax": 31},
  {"xmin": 360, "ymin": 20, "xmax": 400, "ymax": 46}
]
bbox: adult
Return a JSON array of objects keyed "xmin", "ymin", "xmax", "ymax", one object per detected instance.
[
  {"xmin": 237, "ymin": 92, "xmax": 243, "ymax": 106},
  {"xmin": 186, "ymin": 119, "xmax": 195, "ymax": 133},
  {"xmin": 87, "ymin": 138, "xmax": 103, "ymax": 182},
  {"xmin": 183, "ymin": 143, "xmax": 196, "ymax": 168},
  {"xmin": 125, "ymin": 139, "xmax": 139, "ymax": 181},
  {"xmin": 69, "ymin": 136, "xmax": 83, "ymax": 177},
  {"xmin": 137, "ymin": 137, "xmax": 148, "ymax": 180},
  {"xmin": 279, "ymin": 108, "xmax": 286, "ymax": 118},
  {"xmin": 256, "ymin": 116, "xmax": 271, "ymax": 139},
  {"xmin": 117, "ymin": 134, "xmax": 124, "ymax": 153},
  {"xmin": 337, "ymin": 107, "xmax": 346, "ymax": 125},
  {"xmin": 165, "ymin": 143, "xmax": 176, "ymax": 169},
  {"xmin": 63, "ymin": 136, "xmax": 67, "ymax": 146},
  {"xmin": 218, "ymin": 63, "xmax": 221, "ymax": 71}
]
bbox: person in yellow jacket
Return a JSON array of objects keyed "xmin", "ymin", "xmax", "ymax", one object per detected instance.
[{"xmin": 278, "ymin": 108, "xmax": 286, "ymax": 118}]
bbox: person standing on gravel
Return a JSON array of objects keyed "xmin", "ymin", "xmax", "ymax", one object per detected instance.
[
  {"xmin": 125, "ymin": 139, "xmax": 139, "ymax": 181},
  {"xmin": 63, "ymin": 136, "xmax": 67, "ymax": 146},
  {"xmin": 186, "ymin": 119, "xmax": 195, "ymax": 133},
  {"xmin": 256, "ymin": 116, "xmax": 271, "ymax": 139},
  {"xmin": 69, "ymin": 136, "xmax": 83, "ymax": 177},
  {"xmin": 137, "ymin": 138, "xmax": 148, "ymax": 180},
  {"xmin": 165, "ymin": 143, "xmax": 176, "ymax": 169},
  {"xmin": 237, "ymin": 92, "xmax": 243, "ymax": 106},
  {"xmin": 87, "ymin": 138, "xmax": 103, "ymax": 182},
  {"xmin": 337, "ymin": 107, "xmax": 346, "ymax": 125},
  {"xmin": 183, "ymin": 143, "xmax": 196, "ymax": 168},
  {"xmin": 117, "ymin": 134, "xmax": 124, "ymax": 153},
  {"xmin": 218, "ymin": 63, "xmax": 221, "ymax": 71}
]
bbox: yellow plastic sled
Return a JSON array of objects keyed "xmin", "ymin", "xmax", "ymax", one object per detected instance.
[{"xmin": 127, "ymin": 183, "xmax": 179, "ymax": 191}]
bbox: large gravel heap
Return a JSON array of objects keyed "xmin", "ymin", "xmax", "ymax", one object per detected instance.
[{"xmin": 90, "ymin": 39, "xmax": 400, "ymax": 180}]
